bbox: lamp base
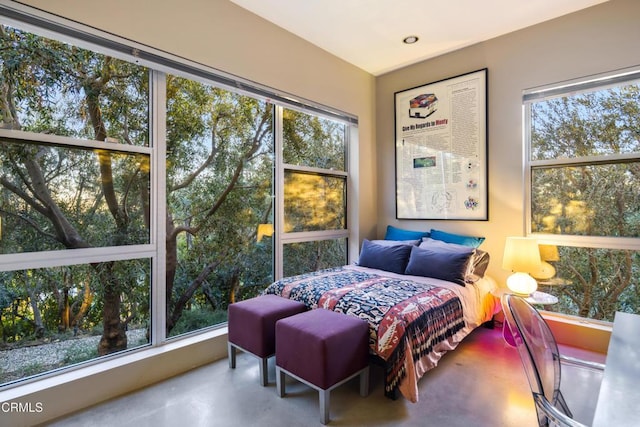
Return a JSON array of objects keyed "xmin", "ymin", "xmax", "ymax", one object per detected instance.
[{"xmin": 506, "ymin": 272, "xmax": 538, "ymax": 296}]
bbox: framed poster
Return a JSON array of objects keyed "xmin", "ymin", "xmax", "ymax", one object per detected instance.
[{"xmin": 395, "ymin": 68, "xmax": 488, "ymax": 220}]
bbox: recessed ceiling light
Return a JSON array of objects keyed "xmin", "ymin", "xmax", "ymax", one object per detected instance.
[{"xmin": 403, "ymin": 35, "xmax": 419, "ymax": 44}]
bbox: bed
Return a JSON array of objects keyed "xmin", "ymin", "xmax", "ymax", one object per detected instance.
[{"xmin": 263, "ymin": 236, "xmax": 500, "ymax": 403}]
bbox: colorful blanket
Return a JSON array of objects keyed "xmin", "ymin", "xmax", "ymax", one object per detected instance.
[{"xmin": 263, "ymin": 266, "xmax": 465, "ymax": 401}]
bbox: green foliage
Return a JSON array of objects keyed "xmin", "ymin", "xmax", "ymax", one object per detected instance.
[
  {"xmin": 63, "ymin": 340, "xmax": 99, "ymax": 365},
  {"xmin": 530, "ymin": 83, "xmax": 640, "ymax": 321},
  {"xmin": 169, "ymin": 308, "xmax": 228, "ymax": 337},
  {"xmin": 283, "ymin": 109, "xmax": 346, "ymax": 170},
  {"xmin": 18, "ymin": 361, "xmax": 46, "ymax": 378},
  {"xmin": 1, "ymin": 315, "xmax": 35, "ymax": 343},
  {"xmin": 531, "ymin": 88, "xmax": 640, "ymax": 238},
  {"xmin": 0, "ymin": 282, "xmax": 15, "ymax": 309},
  {"xmin": 283, "ymin": 239, "xmax": 347, "ymax": 278}
]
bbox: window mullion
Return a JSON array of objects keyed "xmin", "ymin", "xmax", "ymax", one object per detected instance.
[
  {"xmin": 283, "ymin": 163, "xmax": 348, "ymax": 178},
  {"xmin": 151, "ymin": 70, "xmax": 167, "ymax": 345},
  {"xmin": 531, "ymin": 152, "xmax": 640, "ymax": 168},
  {"xmin": 274, "ymin": 106, "xmax": 284, "ymax": 281}
]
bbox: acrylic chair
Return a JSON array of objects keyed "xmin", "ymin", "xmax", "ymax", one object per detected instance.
[{"xmin": 501, "ymin": 294, "xmax": 605, "ymax": 427}]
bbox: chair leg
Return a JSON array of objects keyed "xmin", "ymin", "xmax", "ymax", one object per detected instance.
[
  {"xmin": 276, "ymin": 367, "xmax": 286, "ymax": 397},
  {"xmin": 259, "ymin": 357, "xmax": 268, "ymax": 386},
  {"xmin": 555, "ymin": 390, "xmax": 573, "ymax": 418},
  {"xmin": 228, "ymin": 343, "xmax": 236, "ymax": 369},
  {"xmin": 360, "ymin": 366, "xmax": 370, "ymax": 397},
  {"xmin": 319, "ymin": 388, "xmax": 330, "ymax": 425}
]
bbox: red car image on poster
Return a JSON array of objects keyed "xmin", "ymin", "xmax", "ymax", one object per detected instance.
[{"xmin": 409, "ymin": 93, "xmax": 438, "ymax": 118}]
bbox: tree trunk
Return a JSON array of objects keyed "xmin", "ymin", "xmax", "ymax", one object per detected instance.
[
  {"xmin": 165, "ymin": 214, "xmax": 178, "ymax": 333},
  {"xmin": 61, "ymin": 288, "xmax": 70, "ymax": 331},
  {"xmin": 96, "ymin": 263, "xmax": 127, "ymax": 355},
  {"xmin": 25, "ymin": 283, "xmax": 45, "ymax": 339},
  {"xmin": 71, "ymin": 281, "xmax": 93, "ymax": 329},
  {"xmin": 83, "ymin": 70, "xmax": 128, "ymax": 354}
]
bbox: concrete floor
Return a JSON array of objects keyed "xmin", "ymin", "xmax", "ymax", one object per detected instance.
[{"xmin": 44, "ymin": 326, "xmax": 603, "ymax": 427}]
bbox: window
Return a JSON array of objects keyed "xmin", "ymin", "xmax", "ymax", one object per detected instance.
[
  {"xmin": 279, "ymin": 109, "xmax": 349, "ymax": 278},
  {"xmin": 525, "ymin": 68, "xmax": 640, "ymax": 321},
  {"xmin": 283, "ymin": 239, "xmax": 347, "ymax": 277},
  {"xmin": 165, "ymin": 75, "xmax": 275, "ymax": 337},
  {"xmin": 0, "ymin": 24, "xmax": 152, "ymax": 384},
  {"xmin": 0, "ymin": 9, "xmax": 356, "ymax": 388}
]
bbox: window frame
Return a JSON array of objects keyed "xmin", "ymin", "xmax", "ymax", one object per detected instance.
[
  {"xmin": 274, "ymin": 106, "xmax": 351, "ymax": 279},
  {"xmin": 0, "ymin": 130, "xmax": 157, "ymax": 272},
  {"xmin": 523, "ymin": 66, "xmax": 640, "ymax": 251}
]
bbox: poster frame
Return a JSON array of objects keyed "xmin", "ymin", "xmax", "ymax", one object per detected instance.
[{"xmin": 394, "ymin": 68, "xmax": 488, "ymax": 220}]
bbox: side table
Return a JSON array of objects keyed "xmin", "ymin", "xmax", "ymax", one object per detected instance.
[
  {"xmin": 526, "ymin": 290, "xmax": 559, "ymax": 306},
  {"xmin": 493, "ymin": 288, "xmax": 558, "ymax": 345}
]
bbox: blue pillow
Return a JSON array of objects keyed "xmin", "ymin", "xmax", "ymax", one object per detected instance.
[
  {"xmin": 385, "ymin": 225, "xmax": 430, "ymax": 241},
  {"xmin": 371, "ymin": 239, "xmax": 419, "ymax": 247},
  {"xmin": 358, "ymin": 239, "xmax": 412, "ymax": 274},
  {"xmin": 404, "ymin": 246, "xmax": 474, "ymax": 286},
  {"xmin": 419, "ymin": 238, "xmax": 490, "ymax": 280},
  {"xmin": 419, "ymin": 237, "xmax": 475, "ymax": 254},
  {"xmin": 430, "ymin": 228, "xmax": 485, "ymax": 248}
]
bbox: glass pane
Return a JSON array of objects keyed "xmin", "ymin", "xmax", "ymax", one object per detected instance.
[
  {"xmin": 0, "ymin": 259, "xmax": 151, "ymax": 387},
  {"xmin": 284, "ymin": 171, "xmax": 346, "ymax": 232},
  {"xmin": 531, "ymin": 163, "xmax": 640, "ymax": 237},
  {"xmin": 283, "ymin": 238, "xmax": 347, "ymax": 277},
  {"xmin": 283, "ymin": 109, "xmax": 346, "ymax": 170},
  {"xmin": 0, "ymin": 139, "xmax": 150, "ymax": 253},
  {"xmin": 530, "ymin": 84, "xmax": 640, "ymax": 161},
  {"xmin": 535, "ymin": 246, "xmax": 640, "ymax": 322},
  {"xmin": 0, "ymin": 25, "xmax": 149, "ymax": 146},
  {"xmin": 166, "ymin": 75, "xmax": 274, "ymax": 337}
]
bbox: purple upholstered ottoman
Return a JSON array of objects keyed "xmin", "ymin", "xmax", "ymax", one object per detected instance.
[
  {"xmin": 228, "ymin": 294, "xmax": 306, "ymax": 386},
  {"xmin": 275, "ymin": 308, "xmax": 370, "ymax": 425}
]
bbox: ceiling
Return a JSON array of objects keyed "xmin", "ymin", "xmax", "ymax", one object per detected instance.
[{"xmin": 229, "ymin": 0, "xmax": 608, "ymax": 76}]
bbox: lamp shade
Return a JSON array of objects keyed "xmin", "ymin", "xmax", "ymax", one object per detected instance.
[
  {"xmin": 502, "ymin": 237, "xmax": 542, "ymax": 274},
  {"xmin": 502, "ymin": 237, "xmax": 542, "ymax": 295},
  {"xmin": 539, "ymin": 244, "xmax": 559, "ymax": 261}
]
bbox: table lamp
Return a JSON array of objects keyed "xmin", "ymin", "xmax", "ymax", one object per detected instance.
[{"xmin": 502, "ymin": 237, "xmax": 542, "ymax": 296}]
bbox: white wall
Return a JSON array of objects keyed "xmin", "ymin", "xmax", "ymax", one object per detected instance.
[{"xmin": 375, "ymin": 0, "xmax": 640, "ymax": 286}]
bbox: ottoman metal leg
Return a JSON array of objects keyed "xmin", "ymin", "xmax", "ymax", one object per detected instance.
[
  {"xmin": 276, "ymin": 366, "xmax": 286, "ymax": 397},
  {"xmin": 259, "ymin": 356, "xmax": 268, "ymax": 387},
  {"xmin": 360, "ymin": 366, "xmax": 370, "ymax": 397},
  {"xmin": 276, "ymin": 364, "xmax": 369, "ymax": 425},
  {"xmin": 228, "ymin": 342, "xmax": 236, "ymax": 369},
  {"xmin": 319, "ymin": 389, "xmax": 330, "ymax": 425},
  {"xmin": 228, "ymin": 342, "xmax": 270, "ymax": 386}
]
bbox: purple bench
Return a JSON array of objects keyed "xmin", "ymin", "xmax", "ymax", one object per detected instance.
[
  {"xmin": 275, "ymin": 308, "xmax": 370, "ymax": 424},
  {"xmin": 228, "ymin": 294, "xmax": 306, "ymax": 386}
]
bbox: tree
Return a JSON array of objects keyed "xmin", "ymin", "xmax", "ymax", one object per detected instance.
[
  {"xmin": 164, "ymin": 76, "xmax": 274, "ymax": 334},
  {"xmin": 1, "ymin": 26, "xmax": 149, "ymax": 354},
  {"xmin": 530, "ymin": 86, "xmax": 640, "ymax": 320},
  {"xmin": 0, "ymin": 23, "xmax": 348, "ymax": 367}
]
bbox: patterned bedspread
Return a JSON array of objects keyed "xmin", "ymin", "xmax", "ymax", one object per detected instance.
[{"xmin": 263, "ymin": 266, "xmax": 465, "ymax": 402}]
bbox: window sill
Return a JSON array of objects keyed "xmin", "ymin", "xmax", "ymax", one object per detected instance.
[{"xmin": 540, "ymin": 311, "xmax": 612, "ymax": 354}]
